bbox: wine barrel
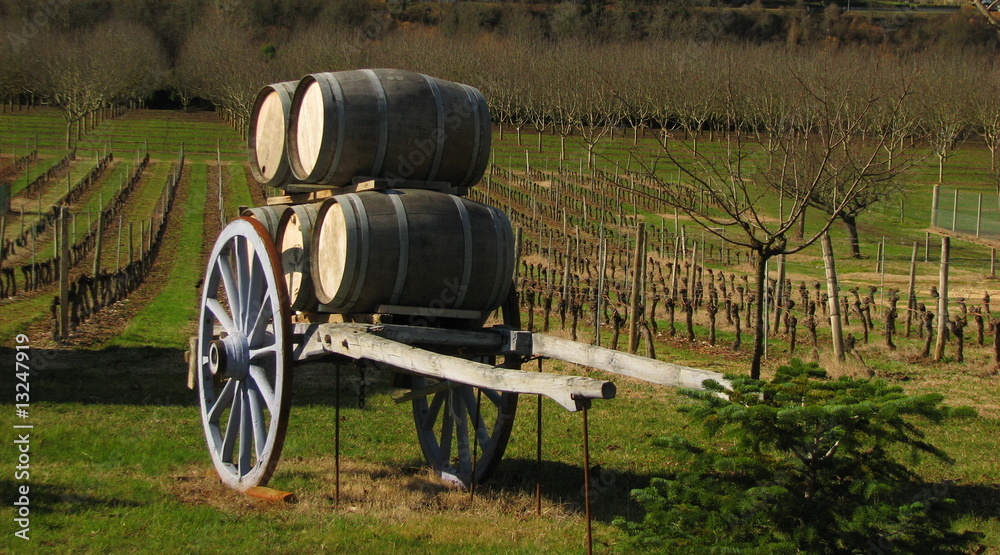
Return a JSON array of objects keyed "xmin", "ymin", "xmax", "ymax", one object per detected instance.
[
  {"xmin": 311, "ymin": 189, "xmax": 513, "ymax": 315},
  {"xmin": 287, "ymin": 69, "xmax": 491, "ymax": 190},
  {"xmin": 275, "ymin": 203, "xmax": 321, "ymax": 311},
  {"xmin": 241, "ymin": 206, "xmax": 289, "ymax": 240},
  {"xmin": 248, "ymin": 81, "xmax": 297, "ymax": 189}
]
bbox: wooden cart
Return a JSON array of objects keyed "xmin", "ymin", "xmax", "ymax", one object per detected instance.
[{"xmin": 187, "ymin": 69, "xmax": 726, "ymax": 493}]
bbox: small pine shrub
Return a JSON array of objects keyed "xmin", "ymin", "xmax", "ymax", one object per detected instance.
[{"xmin": 614, "ymin": 359, "xmax": 981, "ymax": 554}]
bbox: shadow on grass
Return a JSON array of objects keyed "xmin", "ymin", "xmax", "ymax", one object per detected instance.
[
  {"xmin": 0, "ymin": 478, "xmax": 143, "ymax": 516},
  {"xmin": 485, "ymin": 457, "xmax": 650, "ymax": 524},
  {"xmin": 0, "ymin": 346, "xmax": 394, "ymax": 407},
  {"xmin": 937, "ymin": 482, "xmax": 1000, "ymax": 521}
]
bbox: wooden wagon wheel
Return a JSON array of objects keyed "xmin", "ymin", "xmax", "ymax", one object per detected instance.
[
  {"xmin": 196, "ymin": 217, "xmax": 293, "ymax": 491},
  {"xmin": 410, "ymin": 289, "xmax": 521, "ymax": 487}
]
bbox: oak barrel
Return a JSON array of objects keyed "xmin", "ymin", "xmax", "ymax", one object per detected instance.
[
  {"xmin": 248, "ymin": 81, "xmax": 297, "ymax": 189},
  {"xmin": 242, "ymin": 206, "xmax": 289, "ymax": 240},
  {"xmin": 310, "ymin": 189, "xmax": 513, "ymax": 315},
  {"xmin": 275, "ymin": 203, "xmax": 321, "ymax": 311},
  {"xmin": 287, "ymin": 69, "xmax": 491, "ymax": 189}
]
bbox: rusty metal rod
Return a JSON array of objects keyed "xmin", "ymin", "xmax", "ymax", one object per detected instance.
[
  {"xmin": 582, "ymin": 404, "xmax": 593, "ymax": 555},
  {"xmin": 335, "ymin": 366, "xmax": 341, "ymax": 507},
  {"xmin": 536, "ymin": 358, "xmax": 543, "ymax": 516},
  {"xmin": 470, "ymin": 387, "xmax": 482, "ymax": 502}
]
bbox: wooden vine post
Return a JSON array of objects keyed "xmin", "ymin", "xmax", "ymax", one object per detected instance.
[
  {"xmin": 931, "ymin": 184, "xmax": 940, "ymax": 227},
  {"xmin": 821, "ymin": 233, "xmax": 845, "ymax": 360},
  {"xmin": 59, "ymin": 208, "xmax": 70, "ymax": 339},
  {"xmin": 905, "ymin": 242, "xmax": 917, "ymax": 337},
  {"xmin": 933, "ymin": 236, "xmax": 950, "ymax": 361},
  {"xmin": 0, "ymin": 213, "xmax": 6, "ymax": 278},
  {"xmin": 628, "ymin": 222, "xmax": 646, "ymax": 354}
]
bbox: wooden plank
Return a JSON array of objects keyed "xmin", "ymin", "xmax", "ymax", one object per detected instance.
[
  {"xmin": 268, "ymin": 178, "xmax": 460, "ymax": 204},
  {"xmin": 530, "ymin": 333, "xmax": 727, "ymax": 391},
  {"xmin": 267, "ymin": 188, "xmax": 335, "ymax": 206},
  {"xmin": 367, "ymin": 323, "xmax": 506, "ymax": 351},
  {"xmin": 374, "ymin": 305, "xmax": 482, "ymax": 320},
  {"xmin": 319, "ymin": 325, "xmax": 614, "ymax": 411}
]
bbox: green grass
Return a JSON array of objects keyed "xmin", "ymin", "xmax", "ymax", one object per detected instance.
[
  {"xmin": 0, "ymin": 115, "xmax": 998, "ymax": 552},
  {"xmin": 112, "ymin": 163, "xmax": 207, "ymax": 349}
]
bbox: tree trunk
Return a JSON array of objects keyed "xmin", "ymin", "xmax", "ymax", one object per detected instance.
[
  {"xmin": 749, "ymin": 250, "xmax": 768, "ymax": 380},
  {"xmin": 840, "ymin": 214, "xmax": 862, "ymax": 258}
]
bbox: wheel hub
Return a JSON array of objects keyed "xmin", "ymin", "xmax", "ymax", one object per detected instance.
[{"xmin": 208, "ymin": 332, "xmax": 250, "ymax": 379}]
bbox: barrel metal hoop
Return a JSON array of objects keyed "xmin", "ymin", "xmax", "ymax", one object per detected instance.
[
  {"xmin": 423, "ymin": 75, "xmax": 446, "ymax": 182},
  {"xmin": 484, "ymin": 206, "xmax": 509, "ymax": 311},
  {"xmin": 321, "ymin": 73, "xmax": 348, "ymax": 184},
  {"xmin": 458, "ymin": 84, "xmax": 482, "ymax": 188},
  {"xmin": 493, "ymin": 206, "xmax": 515, "ymax": 308},
  {"xmin": 388, "ymin": 191, "xmax": 409, "ymax": 305},
  {"xmin": 342, "ymin": 193, "xmax": 370, "ymax": 311},
  {"xmin": 451, "ymin": 195, "xmax": 473, "ymax": 309},
  {"xmin": 363, "ymin": 69, "xmax": 389, "ymax": 176}
]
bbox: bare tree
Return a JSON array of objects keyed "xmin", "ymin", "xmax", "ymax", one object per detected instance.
[
  {"xmin": 175, "ymin": 13, "xmax": 270, "ymax": 138},
  {"xmin": 917, "ymin": 56, "xmax": 974, "ymax": 185},
  {"xmin": 27, "ymin": 20, "xmax": 162, "ymax": 146},
  {"xmin": 643, "ymin": 51, "xmax": 914, "ymax": 379},
  {"xmin": 972, "ymin": 61, "xmax": 1000, "ymax": 173}
]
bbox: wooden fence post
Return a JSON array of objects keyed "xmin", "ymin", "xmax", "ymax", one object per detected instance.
[
  {"xmin": 977, "ymin": 193, "xmax": 983, "ymax": 238},
  {"xmin": 931, "ymin": 184, "xmax": 940, "ymax": 227},
  {"xmin": 596, "ymin": 228, "xmax": 606, "ymax": 347},
  {"xmin": 59, "ymin": 208, "xmax": 69, "ymax": 339},
  {"xmin": 628, "ymin": 222, "xmax": 646, "ymax": 354},
  {"xmin": 773, "ymin": 253, "xmax": 786, "ymax": 331},
  {"xmin": 905, "ymin": 242, "xmax": 917, "ymax": 337},
  {"xmin": 822, "ymin": 233, "xmax": 845, "ymax": 361},
  {"xmin": 951, "ymin": 189, "xmax": 958, "ymax": 232},
  {"xmin": 933, "ymin": 236, "xmax": 950, "ymax": 362}
]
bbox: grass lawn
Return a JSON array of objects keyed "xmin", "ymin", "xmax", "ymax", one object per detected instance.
[{"xmin": 0, "ymin": 115, "xmax": 997, "ymax": 552}]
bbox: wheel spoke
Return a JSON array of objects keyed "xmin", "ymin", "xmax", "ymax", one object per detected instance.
[
  {"xmin": 221, "ymin": 387, "xmax": 242, "ymax": 463},
  {"xmin": 238, "ymin": 383, "xmax": 253, "ymax": 475},
  {"xmin": 439, "ymin": 392, "xmax": 455, "ymax": 464},
  {"xmin": 207, "ymin": 378, "xmax": 237, "ymax": 423},
  {"xmin": 247, "ymin": 300, "xmax": 274, "ymax": 347},
  {"xmin": 462, "ymin": 388, "xmax": 491, "ymax": 447},
  {"xmin": 481, "ymin": 388, "xmax": 502, "ymax": 407},
  {"xmin": 422, "ymin": 388, "xmax": 446, "ymax": 430},
  {"xmin": 249, "ymin": 343, "xmax": 277, "ymax": 361},
  {"xmin": 454, "ymin": 390, "xmax": 472, "ymax": 475},
  {"xmin": 235, "ymin": 236, "xmax": 252, "ymax": 329},
  {"xmin": 249, "ymin": 365, "xmax": 276, "ymax": 414},
  {"xmin": 244, "ymin": 251, "xmax": 266, "ymax": 331},
  {"xmin": 206, "ymin": 298, "xmax": 237, "ymax": 336},
  {"xmin": 217, "ymin": 253, "xmax": 240, "ymax": 327},
  {"xmin": 246, "ymin": 381, "xmax": 268, "ymax": 460}
]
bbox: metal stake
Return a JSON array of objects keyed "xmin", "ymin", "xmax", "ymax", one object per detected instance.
[
  {"xmin": 582, "ymin": 403, "xmax": 593, "ymax": 555},
  {"xmin": 536, "ymin": 358, "xmax": 544, "ymax": 516},
  {"xmin": 335, "ymin": 365, "xmax": 341, "ymax": 507}
]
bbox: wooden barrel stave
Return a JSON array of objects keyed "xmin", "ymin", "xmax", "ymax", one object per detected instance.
[
  {"xmin": 287, "ymin": 69, "xmax": 490, "ymax": 190},
  {"xmin": 248, "ymin": 81, "xmax": 297, "ymax": 189},
  {"xmin": 275, "ymin": 203, "xmax": 321, "ymax": 311},
  {"xmin": 310, "ymin": 189, "xmax": 512, "ymax": 315},
  {"xmin": 242, "ymin": 206, "xmax": 290, "ymax": 240}
]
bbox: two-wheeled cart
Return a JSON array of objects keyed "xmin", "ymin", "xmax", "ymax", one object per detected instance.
[{"xmin": 187, "ymin": 69, "xmax": 725, "ymax": 493}]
